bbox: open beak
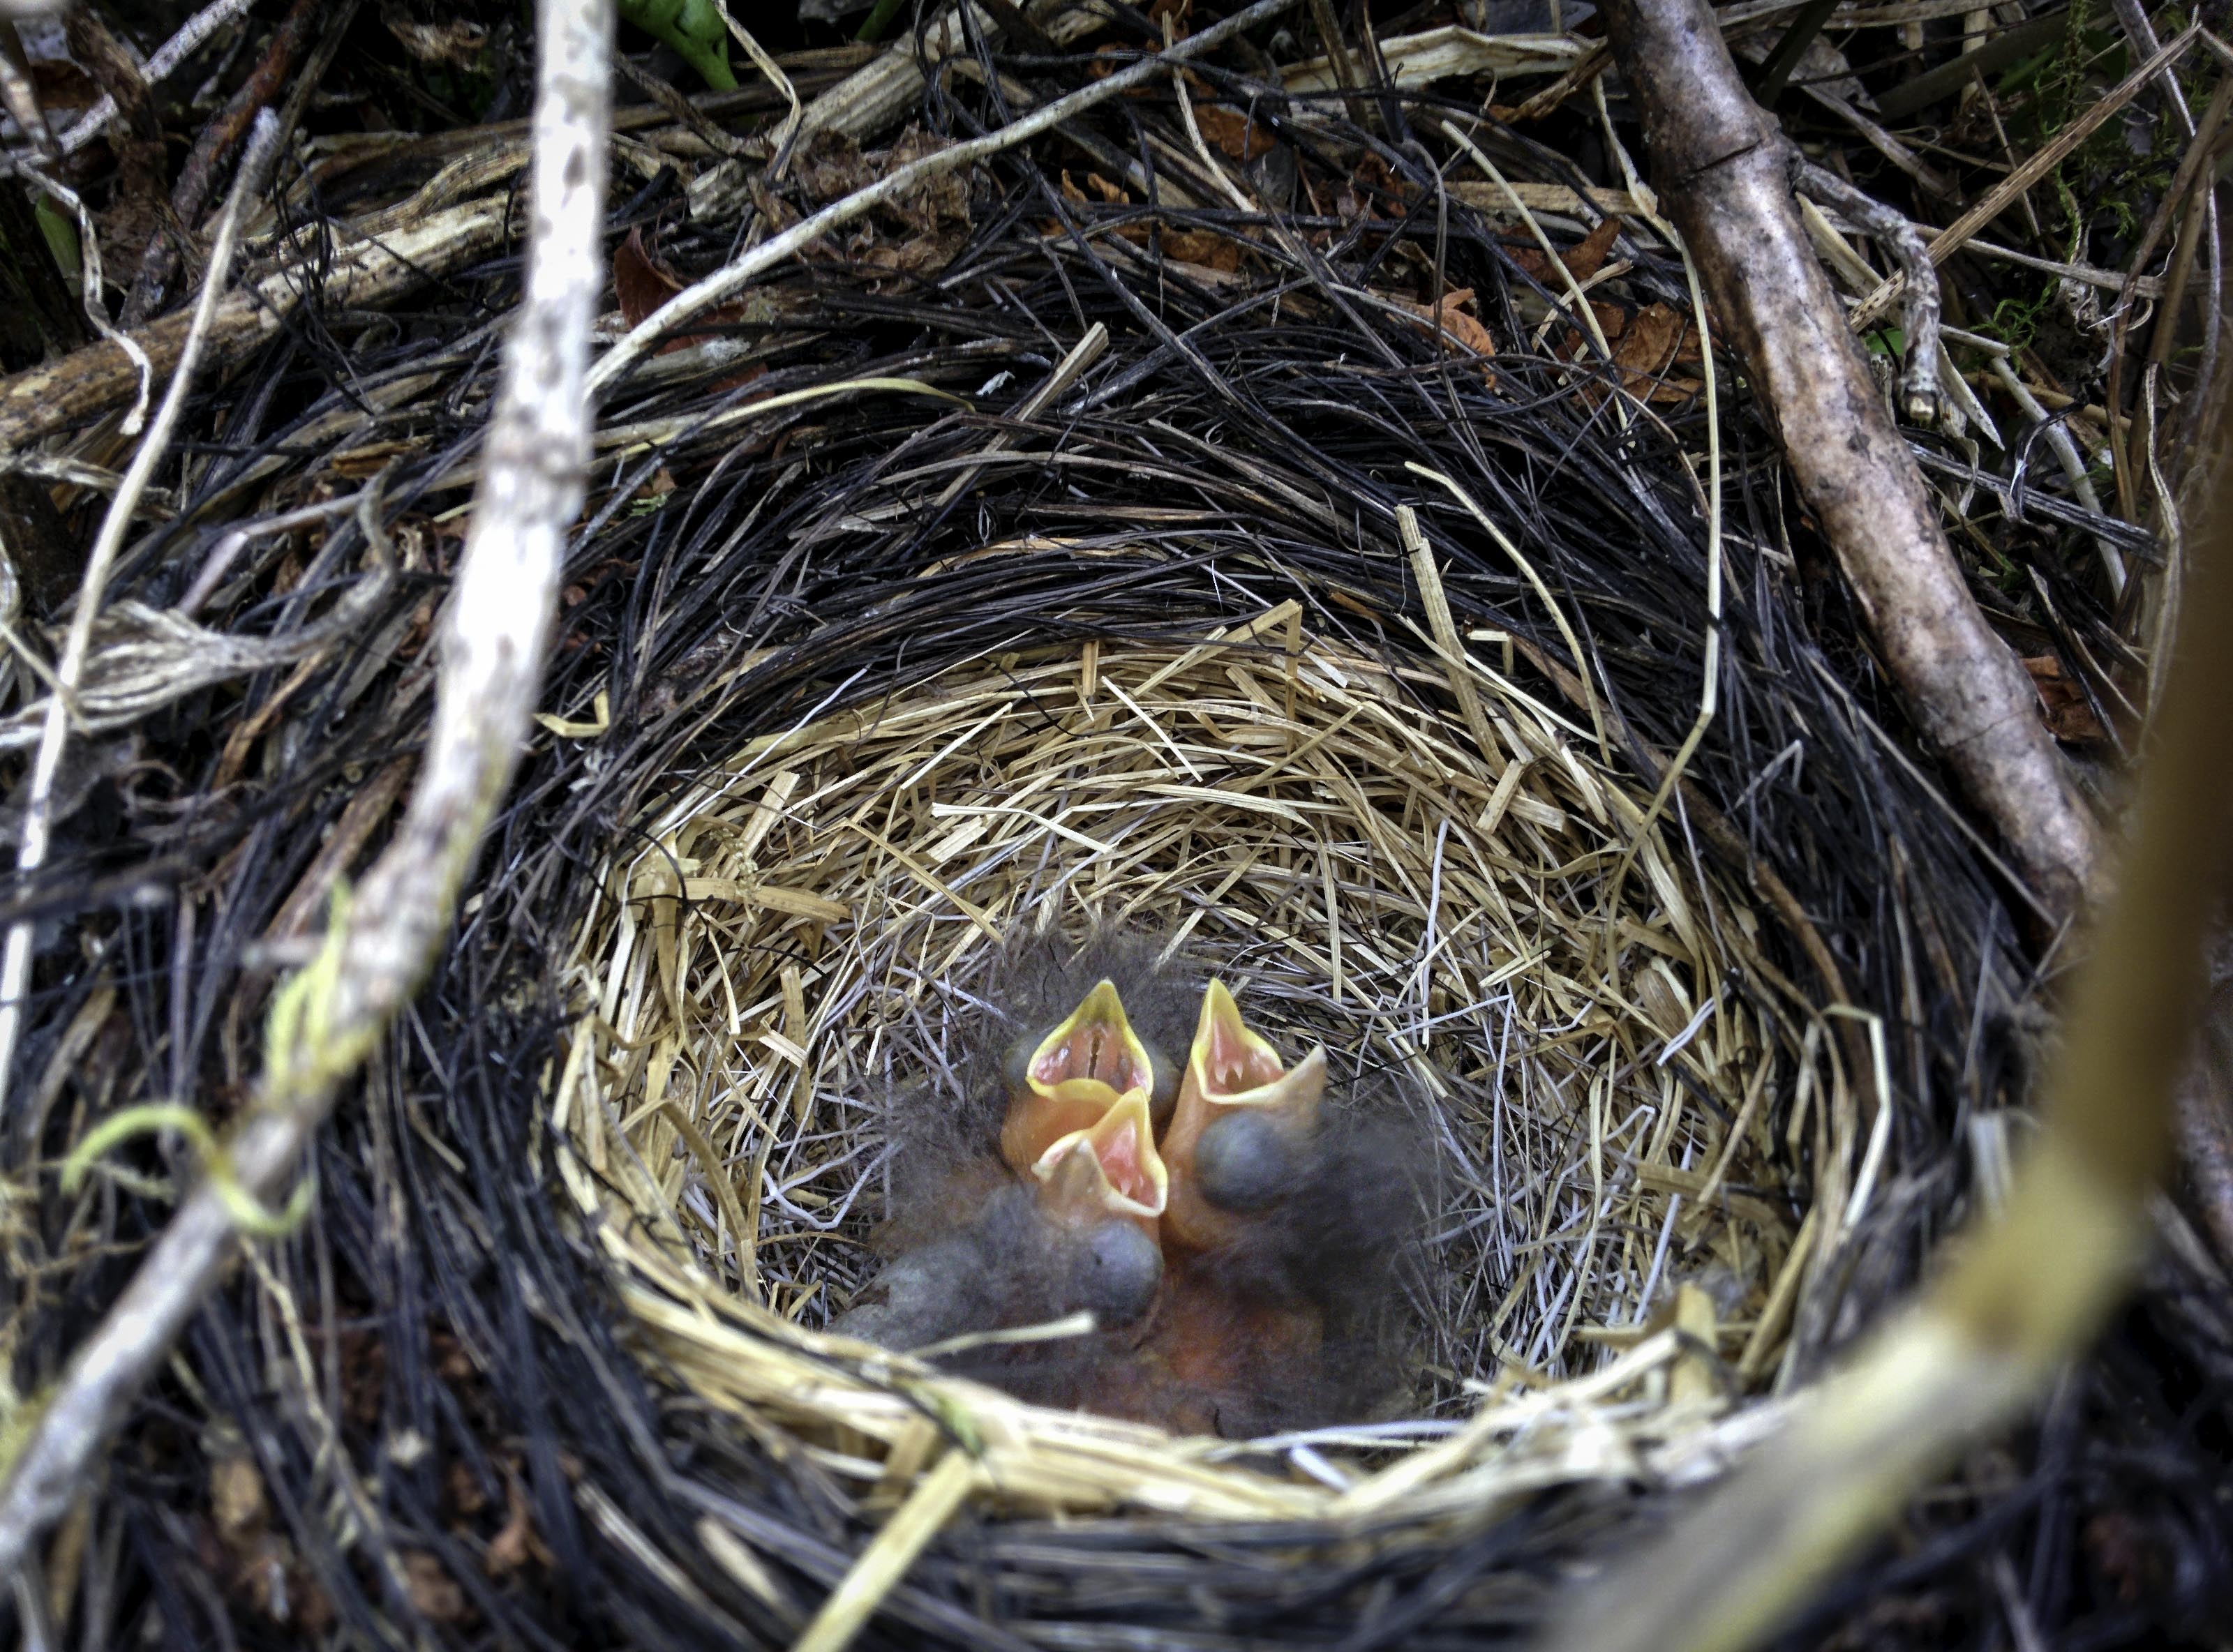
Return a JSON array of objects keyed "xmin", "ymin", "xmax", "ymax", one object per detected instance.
[
  {"xmin": 1000, "ymin": 978, "xmax": 1157, "ymax": 1172},
  {"xmin": 1032, "ymin": 1086, "xmax": 1168, "ymax": 1231},
  {"xmin": 1181, "ymin": 979, "xmax": 1327, "ymax": 1127},
  {"xmin": 1160, "ymin": 980, "xmax": 1326, "ymax": 1250}
]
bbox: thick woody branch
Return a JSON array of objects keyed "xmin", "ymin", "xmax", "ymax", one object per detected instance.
[
  {"xmin": 1599, "ymin": 0, "xmax": 2100, "ymax": 920},
  {"xmin": 0, "ymin": 0, "xmax": 613, "ymax": 1580}
]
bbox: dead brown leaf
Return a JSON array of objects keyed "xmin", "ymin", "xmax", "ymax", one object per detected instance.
[
  {"xmin": 401, "ymin": 1552, "xmax": 468, "ymax": 1623},
  {"xmin": 1558, "ymin": 300, "xmax": 1702, "ymax": 404},
  {"xmin": 1564, "ymin": 215, "xmax": 1623, "ymax": 282},
  {"xmin": 1387, "ymin": 288, "xmax": 1498, "ymax": 380},
  {"xmin": 1608, "ymin": 302, "xmax": 1702, "ymax": 403},
  {"xmin": 447, "ymin": 1459, "xmax": 491, "ymax": 1519},
  {"xmin": 883, "ymin": 128, "xmax": 971, "ymax": 234},
  {"xmin": 787, "ymin": 127, "xmax": 971, "ymax": 284},
  {"xmin": 793, "ymin": 127, "xmax": 968, "ymax": 232},
  {"xmin": 431, "ymin": 1328, "xmax": 477, "ymax": 1383},
  {"xmin": 485, "ymin": 1471, "xmax": 558, "ymax": 1577},
  {"xmin": 1162, "ymin": 229, "xmax": 1240, "ymax": 272},
  {"xmin": 1615, "ymin": 301, "xmax": 1685, "ymax": 379},
  {"xmin": 1338, "ymin": 154, "xmax": 1414, "ymax": 221},
  {"xmin": 612, "ymin": 230, "xmax": 768, "ymax": 389},
  {"xmin": 2084, "ymin": 1509, "xmax": 2170, "ymax": 1604},
  {"xmin": 791, "ymin": 128, "xmax": 876, "ymax": 204},
  {"xmin": 858, "ymin": 236, "xmax": 963, "ymax": 276},
  {"xmin": 613, "ymin": 228, "xmax": 684, "ymax": 336},
  {"xmin": 1195, "ymin": 103, "xmax": 1276, "ymax": 162},
  {"xmin": 1511, "ymin": 216, "xmax": 1622, "ymax": 287},
  {"xmin": 2022, "ymin": 654, "xmax": 2107, "ymax": 743}
]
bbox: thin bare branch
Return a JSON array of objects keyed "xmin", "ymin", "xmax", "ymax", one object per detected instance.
[
  {"xmin": 0, "ymin": 0, "xmax": 614, "ymax": 1579},
  {"xmin": 0, "ymin": 110, "xmax": 284, "ymax": 1121},
  {"xmin": 592, "ymin": 0, "xmax": 1299, "ymax": 396}
]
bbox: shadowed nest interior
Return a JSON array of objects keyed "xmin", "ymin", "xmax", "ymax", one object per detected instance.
[{"xmin": 7, "ymin": 6, "xmax": 2231, "ymax": 1646}]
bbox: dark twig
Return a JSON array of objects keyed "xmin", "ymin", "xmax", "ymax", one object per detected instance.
[{"xmin": 121, "ymin": 0, "xmax": 324, "ymax": 329}]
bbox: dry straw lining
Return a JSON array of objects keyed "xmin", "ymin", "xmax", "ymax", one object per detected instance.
[{"xmin": 553, "ymin": 618, "xmax": 1819, "ymax": 1513}]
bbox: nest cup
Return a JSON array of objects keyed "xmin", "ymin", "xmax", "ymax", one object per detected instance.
[{"xmin": 559, "ymin": 606, "xmax": 1819, "ymax": 1519}]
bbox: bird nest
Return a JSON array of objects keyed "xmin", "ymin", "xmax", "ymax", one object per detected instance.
[
  {"xmin": 559, "ymin": 616, "xmax": 1812, "ymax": 1520},
  {"xmin": 25, "ymin": 8, "xmax": 2207, "ymax": 1643}
]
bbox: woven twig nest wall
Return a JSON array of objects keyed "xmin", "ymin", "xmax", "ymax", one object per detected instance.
[{"xmin": 557, "ymin": 607, "xmax": 1812, "ymax": 1525}]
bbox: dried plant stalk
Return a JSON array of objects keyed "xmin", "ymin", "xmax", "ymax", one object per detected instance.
[{"xmin": 0, "ymin": 0, "xmax": 613, "ymax": 1578}]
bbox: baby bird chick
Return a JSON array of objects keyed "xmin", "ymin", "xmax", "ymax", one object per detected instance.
[
  {"xmin": 999, "ymin": 978, "xmax": 1170, "ymax": 1172},
  {"xmin": 834, "ymin": 1075, "xmax": 1171, "ymax": 1355},
  {"xmin": 1158, "ymin": 979, "xmax": 1328, "ymax": 1253},
  {"xmin": 1096, "ymin": 1252, "xmax": 1326, "ymax": 1436},
  {"xmin": 1025, "ymin": 1085, "xmax": 1170, "ymax": 1327}
]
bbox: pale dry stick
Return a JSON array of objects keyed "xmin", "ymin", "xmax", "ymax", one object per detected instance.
[
  {"xmin": 1792, "ymin": 161, "xmax": 1941, "ymax": 428},
  {"xmin": 1168, "ymin": 59, "xmax": 1257, "ymax": 218},
  {"xmin": 1969, "ymin": 236, "xmax": 2161, "ymax": 295},
  {"xmin": 712, "ymin": 1, "xmax": 801, "ymax": 158},
  {"xmin": 10, "ymin": 164, "xmax": 153, "ymax": 432},
  {"xmin": 1395, "ymin": 507, "xmax": 1500, "ymax": 768},
  {"xmin": 590, "ymin": 0, "xmax": 1298, "ymax": 397},
  {"xmin": 0, "ymin": 0, "xmax": 613, "ymax": 1577},
  {"xmin": 1537, "ymin": 358, "xmax": 2233, "ymax": 1652},
  {"xmin": 1850, "ymin": 24, "xmax": 2204, "ymax": 330},
  {"xmin": 0, "ymin": 110, "xmax": 282, "ymax": 1123},
  {"xmin": 1600, "ymin": 0, "xmax": 2100, "ymax": 920},
  {"xmin": 1512, "ymin": 40, "xmax": 1612, "ymax": 125},
  {"xmin": 0, "ymin": 22, "xmax": 54, "ymax": 156},
  {"xmin": 1588, "ymin": 71, "xmax": 1650, "ymax": 213}
]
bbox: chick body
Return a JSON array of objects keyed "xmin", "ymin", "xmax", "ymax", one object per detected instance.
[
  {"xmin": 838, "ymin": 937, "xmax": 1428, "ymax": 1440},
  {"xmin": 1159, "ymin": 981, "xmax": 1328, "ymax": 1253}
]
